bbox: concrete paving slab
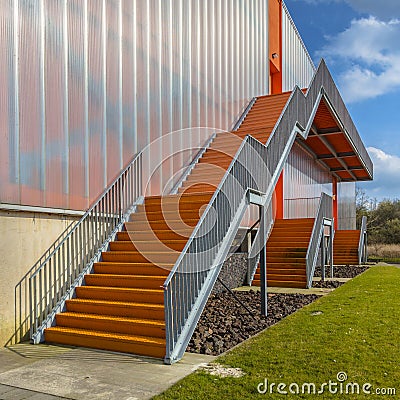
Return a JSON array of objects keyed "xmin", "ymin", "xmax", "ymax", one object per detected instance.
[
  {"xmin": 376, "ymin": 262, "xmax": 400, "ymax": 268},
  {"xmin": 0, "ymin": 384, "xmax": 67, "ymax": 400},
  {"xmin": 313, "ymin": 277, "xmax": 351, "ymax": 283},
  {"xmin": 0, "ymin": 344, "xmax": 215, "ymax": 400}
]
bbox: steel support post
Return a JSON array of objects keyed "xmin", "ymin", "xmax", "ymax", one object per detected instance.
[
  {"xmin": 321, "ymin": 235, "xmax": 326, "ymax": 282},
  {"xmin": 259, "ymin": 205, "xmax": 267, "ymax": 316},
  {"xmin": 330, "ymin": 224, "xmax": 334, "ymax": 278}
]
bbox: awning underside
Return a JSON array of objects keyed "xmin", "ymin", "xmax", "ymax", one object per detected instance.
[{"xmin": 299, "ymin": 98, "xmax": 372, "ymax": 182}]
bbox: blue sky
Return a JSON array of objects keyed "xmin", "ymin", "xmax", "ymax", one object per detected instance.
[{"xmin": 284, "ymin": 0, "xmax": 400, "ymax": 201}]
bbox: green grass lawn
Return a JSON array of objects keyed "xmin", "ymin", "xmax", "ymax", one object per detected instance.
[{"xmin": 154, "ymin": 266, "xmax": 400, "ymax": 399}]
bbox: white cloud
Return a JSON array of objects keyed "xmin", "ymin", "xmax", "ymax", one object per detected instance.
[
  {"xmin": 299, "ymin": 0, "xmax": 400, "ymax": 20},
  {"xmin": 361, "ymin": 147, "xmax": 400, "ymax": 200},
  {"xmin": 317, "ymin": 17, "xmax": 400, "ymax": 102}
]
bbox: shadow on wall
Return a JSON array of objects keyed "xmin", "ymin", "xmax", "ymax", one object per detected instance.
[{"xmin": 5, "ymin": 218, "xmax": 78, "ymax": 347}]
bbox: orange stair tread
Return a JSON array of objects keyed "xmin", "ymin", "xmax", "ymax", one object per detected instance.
[
  {"xmin": 67, "ymin": 298, "xmax": 164, "ymax": 309},
  {"xmin": 45, "ymin": 326, "xmax": 165, "ymax": 346},
  {"xmin": 79, "ymin": 286, "xmax": 163, "ymax": 294},
  {"xmin": 95, "ymin": 262, "xmax": 174, "ymax": 267},
  {"xmin": 59, "ymin": 312, "xmax": 165, "ymax": 326},
  {"xmin": 115, "ymin": 240, "xmax": 187, "ymax": 244},
  {"xmin": 87, "ymin": 274, "xmax": 166, "ymax": 280},
  {"xmin": 145, "ymin": 192, "xmax": 213, "ymax": 200}
]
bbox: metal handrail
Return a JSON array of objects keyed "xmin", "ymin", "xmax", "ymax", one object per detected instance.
[
  {"xmin": 163, "ymin": 134, "xmax": 272, "ymax": 364},
  {"xmin": 358, "ymin": 216, "xmax": 368, "ymax": 264},
  {"xmin": 305, "ymin": 193, "xmax": 333, "ymax": 288},
  {"xmin": 29, "ymin": 151, "xmax": 143, "ymax": 343},
  {"xmin": 232, "ymin": 97, "xmax": 257, "ymax": 131}
]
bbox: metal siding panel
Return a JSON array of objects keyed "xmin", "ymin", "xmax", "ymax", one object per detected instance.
[
  {"xmin": 87, "ymin": 0, "xmax": 105, "ymax": 202},
  {"xmin": 19, "ymin": 0, "xmax": 43, "ymax": 206},
  {"xmin": 207, "ymin": 0, "xmax": 214, "ymax": 129},
  {"xmin": 199, "ymin": 0, "xmax": 207, "ymax": 128},
  {"xmin": 0, "ymin": 1, "xmax": 19, "ymax": 204},
  {"xmin": 338, "ymin": 182, "xmax": 356, "ymax": 229},
  {"xmin": 284, "ymin": 143, "xmax": 333, "ymax": 219},
  {"xmin": 105, "ymin": 0, "xmax": 120, "ymax": 183},
  {"xmin": 160, "ymin": 0, "xmax": 173, "ymax": 191},
  {"xmin": 281, "ymin": 3, "xmax": 315, "ymax": 92},
  {"xmin": 147, "ymin": 0, "xmax": 161, "ymax": 194},
  {"xmin": 121, "ymin": 0, "xmax": 135, "ymax": 165},
  {"xmin": 44, "ymin": 0, "xmax": 66, "ymax": 208},
  {"xmin": 2, "ymin": 1, "xmax": 271, "ymax": 208},
  {"xmin": 67, "ymin": 0, "xmax": 87, "ymax": 210},
  {"xmin": 181, "ymin": 0, "xmax": 192, "ymax": 167}
]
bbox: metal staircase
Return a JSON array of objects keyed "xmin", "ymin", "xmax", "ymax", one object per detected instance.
[{"xmin": 28, "ymin": 60, "xmax": 366, "ymax": 364}]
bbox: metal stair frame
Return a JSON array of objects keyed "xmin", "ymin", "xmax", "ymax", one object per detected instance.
[{"xmin": 164, "ymin": 60, "xmax": 365, "ymax": 364}]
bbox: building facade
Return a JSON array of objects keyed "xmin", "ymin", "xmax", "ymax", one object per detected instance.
[{"xmin": 0, "ymin": 1, "xmax": 371, "ymax": 348}]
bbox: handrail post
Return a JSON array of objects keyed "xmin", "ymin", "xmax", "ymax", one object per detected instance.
[
  {"xmin": 358, "ymin": 216, "xmax": 367, "ymax": 264},
  {"xmin": 330, "ymin": 222, "xmax": 334, "ymax": 278},
  {"xmin": 321, "ymin": 233, "xmax": 326, "ymax": 282}
]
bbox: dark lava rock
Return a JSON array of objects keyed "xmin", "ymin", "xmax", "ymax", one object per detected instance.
[
  {"xmin": 314, "ymin": 265, "xmax": 369, "ymax": 279},
  {"xmin": 186, "ymin": 291, "xmax": 318, "ymax": 356},
  {"xmin": 312, "ymin": 280, "xmax": 344, "ymax": 289}
]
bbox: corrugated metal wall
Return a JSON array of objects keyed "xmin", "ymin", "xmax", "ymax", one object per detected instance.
[
  {"xmin": 0, "ymin": 0, "xmax": 269, "ymax": 210},
  {"xmin": 281, "ymin": 2, "xmax": 315, "ymax": 92},
  {"xmin": 337, "ymin": 182, "xmax": 356, "ymax": 230},
  {"xmin": 284, "ymin": 143, "xmax": 333, "ymax": 219}
]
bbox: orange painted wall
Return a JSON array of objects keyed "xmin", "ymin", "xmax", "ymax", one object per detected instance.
[
  {"xmin": 269, "ymin": 0, "xmax": 284, "ymax": 217},
  {"xmin": 333, "ymin": 177, "xmax": 338, "ymax": 230},
  {"xmin": 269, "ymin": 0, "xmax": 282, "ymax": 94}
]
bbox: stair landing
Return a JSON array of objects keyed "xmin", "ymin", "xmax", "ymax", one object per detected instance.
[{"xmin": 252, "ymin": 218, "xmax": 315, "ymax": 289}]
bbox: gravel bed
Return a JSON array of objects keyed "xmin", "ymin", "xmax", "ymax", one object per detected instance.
[
  {"xmin": 312, "ymin": 280, "xmax": 344, "ymax": 289},
  {"xmin": 314, "ymin": 265, "xmax": 369, "ymax": 279},
  {"xmin": 187, "ymin": 291, "xmax": 318, "ymax": 356}
]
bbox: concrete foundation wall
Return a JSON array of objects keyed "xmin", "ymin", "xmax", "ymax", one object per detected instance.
[{"xmin": 0, "ymin": 210, "xmax": 79, "ymax": 346}]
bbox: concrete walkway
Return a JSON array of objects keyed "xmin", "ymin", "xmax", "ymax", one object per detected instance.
[
  {"xmin": 0, "ymin": 343, "xmax": 215, "ymax": 400},
  {"xmin": 234, "ymin": 281, "xmax": 349, "ymax": 296}
]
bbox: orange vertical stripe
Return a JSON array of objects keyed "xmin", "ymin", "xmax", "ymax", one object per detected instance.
[
  {"xmin": 333, "ymin": 176, "xmax": 338, "ymax": 230},
  {"xmin": 275, "ymin": 171, "xmax": 284, "ymax": 219},
  {"xmin": 269, "ymin": 0, "xmax": 282, "ymax": 94}
]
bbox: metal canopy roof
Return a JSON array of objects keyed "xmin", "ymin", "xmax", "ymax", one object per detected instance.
[{"xmin": 298, "ymin": 97, "xmax": 372, "ymax": 182}]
